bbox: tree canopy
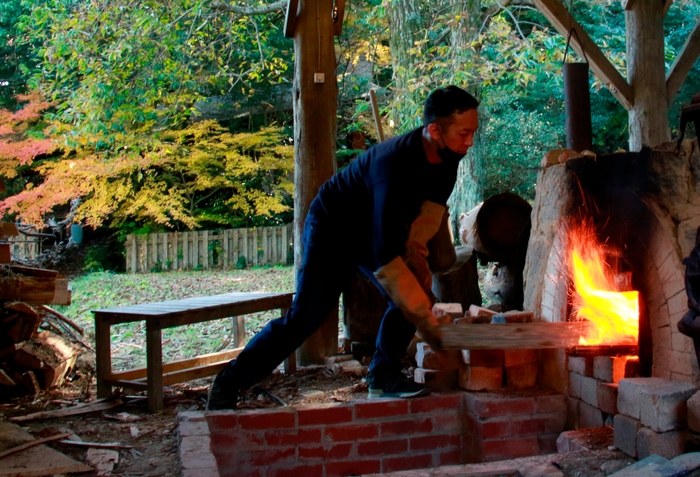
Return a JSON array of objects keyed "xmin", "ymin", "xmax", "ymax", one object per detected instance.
[{"xmin": 0, "ymin": 0, "xmax": 699, "ymax": 237}]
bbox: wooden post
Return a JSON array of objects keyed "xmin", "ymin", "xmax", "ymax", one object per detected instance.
[
  {"xmin": 146, "ymin": 320, "xmax": 164, "ymax": 412},
  {"xmin": 223, "ymin": 230, "xmax": 229, "ymax": 269},
  {"xmin": 203, "ymin": 230, "xmax": 209, "ymax": 269},
  {"xmin": 626, "ymin": 0, "xmax": 669, "ymax": 150},
  {"xmin": 94, "ymin": 316, "xmax": 112, "ymax": 399},
  {"xmin": 293, "ymin": 0, "xmax": 339, "ymax": 365},
  {"xmin": 232, "ymin": 316, "xmax": 246, "ymax": 348}
]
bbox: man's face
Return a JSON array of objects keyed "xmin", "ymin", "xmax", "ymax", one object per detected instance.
[{"xmin": 432, "ymin": 108, "xmax": 479, "ymax": 155}]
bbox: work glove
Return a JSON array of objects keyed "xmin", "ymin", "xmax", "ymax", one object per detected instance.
[
  {"xmin": 374, "ymin": 256, "xmax": 444, "ymax": 351},
  {"xmin": 404, "ymin": 201, "xmax": 448, "ymax": 300}
]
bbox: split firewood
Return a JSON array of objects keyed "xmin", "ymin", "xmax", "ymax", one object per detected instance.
[
  {"xmin": 0, "ymin": 275, "xmax": 56, "ymax": 304},
  {"xmin": 86, "ymin": 448, "xmax": 119, "ymax": 475},
  {"xmin": 441, "ymin": 321, "xmax": 595, "ymax": 350},
  {"xmin": 12, "ymin": 331, "xmax": 80, "ymax": 388},
  {"xmin": 0, "ymin": 432, "xmax": 71, "ymax": 460},
  {"xmin": 3, "ymin": 302, "xmax": 40, "ymax": 345},
  {"xmin": 19, "ymin": 370, "xmax": 41, "ymax": 396},
  {"xmin": 0, "ymin": 368, "xmax": 17, "ymax": 386}
]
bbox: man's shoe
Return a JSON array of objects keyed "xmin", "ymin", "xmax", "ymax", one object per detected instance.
[
  {"xmin": 367, "ymin": 373, "xmax": 430, "ymax": 399},
  {"xmin": 206, "ymin": 369, "xmax": 239, "ymax": 410}
]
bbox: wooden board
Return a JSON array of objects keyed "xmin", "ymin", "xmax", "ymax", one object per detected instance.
[
  {"xmin": 0, "ymin": 222, "xmax": 19, "ymax": 236},
  {"xmin": 442, "ymin": 321, "xmax": 594, "ymax": 350},
  {"xmin": 0, "ymin": 421, "xmax": 92, "ymax": 476}
]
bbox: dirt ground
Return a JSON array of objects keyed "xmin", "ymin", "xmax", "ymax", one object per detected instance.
[
  {"xmin": 0, "ymin": 360, "xmax": 369, "ymax": 477},
  {"xmin": 0, "ymin": 356, "xmax": 646, "ymax": 477}
]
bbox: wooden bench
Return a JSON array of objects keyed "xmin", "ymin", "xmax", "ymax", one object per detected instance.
[{"xmin": 93, "ymin": 292, "xmax": 294, "ymax": 412}]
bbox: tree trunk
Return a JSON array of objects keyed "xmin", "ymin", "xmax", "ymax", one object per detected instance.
[
  {"xmin": 293, "ymin": 0, "xmax": 339, "ymax": 365},
  {"xmin": 626, "ymin": 0, "xmax": 669, "ymax": 150},
  {"xmin": 387, "ymin": 0, "xmax": 423, "ymax": 129}
]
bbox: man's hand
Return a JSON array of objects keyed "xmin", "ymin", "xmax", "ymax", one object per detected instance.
[{"xmin": 415, "ymin": 317, "xmax": 443, "ymax": 352}]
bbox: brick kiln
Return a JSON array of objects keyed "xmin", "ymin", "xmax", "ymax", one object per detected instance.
[{"xmin": 524, "ymin": 138, "xmax": 700, "ymax": 457}]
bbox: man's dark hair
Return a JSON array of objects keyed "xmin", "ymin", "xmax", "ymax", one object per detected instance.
[{"xmin": 423, "ymin": 86, "xmax": 479, "ymax": 126}]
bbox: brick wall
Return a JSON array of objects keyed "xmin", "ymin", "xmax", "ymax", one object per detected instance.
[{"xmin": 178, "ymin": 391, "xmax": 568, "ymax": 477}]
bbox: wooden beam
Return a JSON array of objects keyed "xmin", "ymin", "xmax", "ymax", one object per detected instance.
[
  {"xmin": 533, "ymin": 0, "xmax": 634, "ymax": 110},
  {"xmin": 666, "ymin": 17, "xmax": 700, "ymax": 104},
  {"xmin": 442, "ymin": 321, "xmax": 595, "ymax": 350},
  {"xmin": 0, "ymin": 222, "xmax": 19, "ymax": 236},
  {"xmin": 284, "ymin": 0, "xmax": 299, "ymax": 38},
  {"xmin": 105, "ymin": 347, "xmax": 244, "ymax": 382},
  {"xmin": 621, "ymin": 0, "xmax": 635, "ymax": 10}
]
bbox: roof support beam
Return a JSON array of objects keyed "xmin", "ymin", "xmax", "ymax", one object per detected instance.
[
  {"xmin": 667, "ymin": 17, "xmax": 700, "ymax": 104},
  {"xmin": 534, "ymin": 0, "xmax": 634, "ymax": 110}
]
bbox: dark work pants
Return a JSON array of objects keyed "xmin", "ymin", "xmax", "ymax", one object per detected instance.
[{"xmin": 222, "ymin": 212, "xmax": 416, "ymax": 390}]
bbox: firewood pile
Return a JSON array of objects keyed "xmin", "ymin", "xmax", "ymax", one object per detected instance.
[{"xmin": 0, "ymin": 221, "xmax": 84, "ymax": 397}]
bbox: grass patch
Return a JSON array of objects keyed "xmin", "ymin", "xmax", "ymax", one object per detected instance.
[{"xmin": 56, "ymin": 266, "xmax": 297, "ymax": 370}]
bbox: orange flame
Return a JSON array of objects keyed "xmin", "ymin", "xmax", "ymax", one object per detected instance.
[{"xmin": 568, "ymin": 221, "xmax": 639, "ymax": 345}]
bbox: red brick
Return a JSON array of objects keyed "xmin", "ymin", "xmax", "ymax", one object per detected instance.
[
  {"xmin": 238, "ymin": 409, "xmax": 296, "ymax": 429},
  {"xmin": 220, "ymin": 469, "xmax": 262, "ymax": 477},
  {"xmin": 206, "ymin": 413, "xmax": 237, "ymax": 431},
  {"xmin": 433, "ymin": 414, "xmax": 466, "ymax": 433},
  {"xmin": 355, "ymin": 399, "xmax": 408, "ymax": 419},
  {"xmin": 297, "ymin": 404, "xmax": 352, "ymax": 426},
  {"xmin": 265, "ymin": 428, "xmax": 322, "ymax": 446},
  {"xmin": 269, "ymin": 464, "xmax": 323, "ymax": 477},
  {"xmin": 383, "ymin": 453, "xmax": 434, "ymax": 472},
  {"xmin": 505, "ymin": 363, "xmax": 539, "ymax": 389},
  {"xmin": 409, "ymin": 393, "xmax": 463, "ymax": 414},
  {"xmin": 504, "ymin": 349, "xmax": 540, "ymax": 367},
  {"xmin": 357, "ymin": 438, "xmax": 408, "ymax": 456},
  {"xmin": 466, "ymin": 393, "xmax": 536, "ymax": 418},
  {"xmin": 410, "ymin": 434, "xmax": 460, "ymax": 451},
  {"xmin": 482, "ymin": 437, "xmax": 540, "ymax": 461},
  {"xmin": 461, "ymin": 350, "xmax": 504, "ymax": 367},
  {"xmin": 413, "ymin": 368, "xmax": 458, "ymax": 391},
  {"xmin": 510, "ymin": 417, "xmax": 545, "ymax": 436},
  {"xmin": 459, "ymin": 365, "xmax": 503, "ymax": 391},
  {"xmin": 380, "ymin": 418, "xmax": 433, "ymax": 437},
  {"xmin": 247, "ymin": 447, "xmax": 296, "ymax": 466},
  {"xmin": 538, "ymin": 433, "xmax": 560, "ymax": 454},
  {"xmin": 439, "ymin": 449, "xmax": 463, "ymax": 466},
  {"xmin": 210, "ymin": 431, "xmax": 265, "ymax": 448},
  {"xmin": 542, "ymin": 412, "xmax": 567, "ymax": 433},
  {"xmin": 416, "ymin": 343, "xmax": 462, "ymax": 370},
  {"xmin": 535, "ymin": 394, "xmax": 567, "ymax": 414},
  {"xmin": 324, "ymin": 423, "xmax": 378, "ymax": 442},
  {"xmin": 298, "ymin": 443, "xmax": 353, "ymax": 460},
  {"xmin": 325, "ymin": 459, "xmax": 381, "ymax": 477},
  {"xmin": 468, "ymin": 415, "xmax": 510, "ymax": 439}
]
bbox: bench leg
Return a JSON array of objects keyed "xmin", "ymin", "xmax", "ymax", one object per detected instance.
[
  {"xmin": 146, "ymin": 322, "xmax": 164, "ymax": 413},
  {"xmin": 232, "ymin": 315, "xmax": 246, "ymax": 348},
  {"xmin": 95, "ymin": 317, "xmax": 112, "ymax": 399}
]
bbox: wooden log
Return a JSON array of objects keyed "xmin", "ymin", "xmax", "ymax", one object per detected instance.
[
  {"xmin": 441, "ymin": 321, "xmax": 595, "ymax": 350},
  {"xmin": 13, "ymin": 331, "xmax": 79, "ymax": 388},
  {"xmin": 0, "ymin": 276, "xmax": 56, "ymax": 303},
  {"xmin": 10, "ymin": 265, "xmax": 58, "ymax": 278},
  {"xmin": 0, "ymin": 222, "xmax": 19, "ymax": 237},
  {"xmin": 50, "ymin": 279, "xmax": 71, "ymax": 306},
  {"xmin": 0, "ymin": 368, "xmax": 17, "ymax": 386},
  {"xmin": 4, "ymin": 302, "xmax": 40, "ymax": 344},
  {"xmin": 0, "ymin": 243, "xmax": 11, "ymax": 263}
]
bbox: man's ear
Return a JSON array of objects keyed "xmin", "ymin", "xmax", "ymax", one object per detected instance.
[{"xmin": 426, "ymin": 123, "xmax": 442, "ymax": 141}]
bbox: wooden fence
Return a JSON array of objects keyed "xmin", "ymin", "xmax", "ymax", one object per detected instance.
[
  {"xmin": 7, "ymin": 235, "xmax": 41, "ymax": 262},
  {"xmin": 124, "ymin": 224, "xmax": 293, "ymax": 273}
]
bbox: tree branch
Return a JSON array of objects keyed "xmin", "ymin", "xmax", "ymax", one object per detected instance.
[{"xmin": 210, "ymin": 0, "xmax": 287, "ymax": 16}]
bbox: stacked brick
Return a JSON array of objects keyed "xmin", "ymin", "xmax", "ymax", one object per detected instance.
[
  {"xmin": 614, "ymin": 377, "xmax": 697, "ymax": 459},
  {"xmin": 414, "ymin": 304, "xmax": 541, "ymax": 392},
  {"xmin": 181, "ymin": 391, "xmax": 568, "ymax": 477},
  {"xmin": 567, "ymin": 354, "xmax": 640, "ymax": 428},
  {"xmin": 463, "ymin": 392, "xmax": 568, "ymax": 462}
]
